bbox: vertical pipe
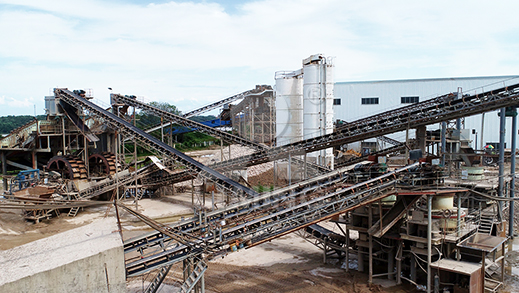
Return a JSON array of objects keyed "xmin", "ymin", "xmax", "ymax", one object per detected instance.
[
  {"xmin": 368, "ymin": 204, "xmax": 373, "ymax": 285},
  {"xmin": 345, "ymin": 228, "xmax": 350, "ymax": 272},
  {"xmin": 456, "ymin": 89, "xmax": 462, "ymax": 130},
  {"xmin": 501, "ymin": 242, "xmax": 506, "ymax": 282},
  {"xmin": 480, "ymin": 113, "xmax": 485, "ymax": 151},
  {"xmin": 498, "ymin": 108, "xmax": 506, "ymax": 220},
  {"xmin": 220, "ymin": 139, "xmax": 224, "ymax": 161},
  {"xmin": 134, "ymin": 106, "xmax": 138, "ymax": 208},
  {"xmin": 410, "ymin": 254, "xmax": 416, "ymax": 282},
  {"xmin": 211, "ymin": 191, "xmax": 214, "ymax": 211},
  {"xmin": 62, "ymin": 116, "xmax": 66, "ymax": 154},
  {"xmin": 160, "ymin": 117, "xmax": 164, "ymax": 142},
  {"xmin": 427, "ymin": 195, "xmax": 432, "ymax": 293},
  {"xmin": 396, "ymin": 241, "xmax": 402, "ymax": 284},
  {"xmin": 115, "ymin": 130, "xmax": 120, "ymax": 200},
  {"xmin": 200, "ymin": 269, "xmax": 205, "ymax": 293},
  {"xmin": 405, "ymin": 127, "xmax": 410, "ymax": 163},
  {"xmin": 83, "ymin": 134, "xmax": 88, "ymax": 177},
  {"xmin": 288, "ymin": 154, "xmax": 292, "ymax": 186},
  {"xmin": 388, "ymin": 245, "xmax": 394, "ymax": 280},
  {"xmin": 481, "ymin": 252, "xmax": 486, "ymax": 290},
  {"xmin": 441, "ymin": 122, "xmax": 447, "ymax": 167},
  {"xmin": 510, "ymin": 110, "xmax": 516, "ymax": 238},
  {"xmin": 1, "ymin": 151, "xmax": 6, "ymax": 191},
  {"xmin": 273, "ymin": 160, "xmax": 277, "ymax": 190},
  {"xmin": 457, "ymin": 194, "xmax": 462, "ymax": 238}
]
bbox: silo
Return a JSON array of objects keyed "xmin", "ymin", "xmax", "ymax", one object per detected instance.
[
  {"xmin": 303, "ymin": 54, "xmax": 334, "ymax": 168},
  {"xmin": 275, "ymin": 70, "xmax": 304, "ymax": 146}
]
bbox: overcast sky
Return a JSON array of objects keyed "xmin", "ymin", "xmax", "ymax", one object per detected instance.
[{"xmin": 1, "ymin": 0, "xmax": 518, "ymax": 116}]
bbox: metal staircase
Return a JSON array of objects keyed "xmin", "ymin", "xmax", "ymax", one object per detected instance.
[
  {"xmin": 67, "ymin": 206, "xmax": 81, "ymax": 217},
  {"xmin": 179, "ymin": 260, "xmax": 207, "ymax": 293},
  {"xmin": 478, "ymin": 210, "xmax": 495, "ymax": 235},
  {"xmin": 144, "ymin": 265, "xmax": 172, "ymax": 293}
]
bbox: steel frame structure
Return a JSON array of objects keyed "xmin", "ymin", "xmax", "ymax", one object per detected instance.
[
  {"xmin": 112, "ymin": 91, "xmax": 329, "ymax": 188},
  {"xmin": 54, "ymin": 88, "xmax": 258, "ymax": 198},
  {"xmin": 111, "ymin": 93, "xmax": 267, "ymax": 151},
  {"xmin": 141, "ymin": 82, "xmax": 519, "ymax": 188},
  {"xmin": 123, "ymin": 162, "xmax": 423, "ymax": 277}
]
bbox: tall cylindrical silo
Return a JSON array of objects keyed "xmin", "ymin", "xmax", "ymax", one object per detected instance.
[
  {"xmin": 303, "ymin": 54, "xmax": 334, "ymax": 168},
  {"xmin": 275, "ymin": 71, "xmax": 304, "ymax": 146}
]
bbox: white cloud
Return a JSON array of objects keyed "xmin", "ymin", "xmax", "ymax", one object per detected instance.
[{"xmin": 0, "ymin": 0, "xmax": 518, "ymax": 116}]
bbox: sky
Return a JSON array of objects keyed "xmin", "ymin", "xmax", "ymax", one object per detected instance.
[{"xmin": 0, "ymin": 0, "xmax": 518, "ymax": 116}]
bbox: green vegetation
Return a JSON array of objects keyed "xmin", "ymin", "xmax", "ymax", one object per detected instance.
[
  {"xmin": 0, "ymin": 115, "xmax": 46, "ymax": 134},
  {"xmin": 1, "ymin": 101, "xmax": 222, "ymax": 155}
]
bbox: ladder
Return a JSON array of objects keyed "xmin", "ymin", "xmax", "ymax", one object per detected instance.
[
  {"xmin": 67, "ymin": 192, "xmax": 81, "ymax": 217},
  {"xmin": 477, "ymin": 208, "xmax": 495, "ymax": 235},
  {"xmin": 180, "ymin": 260, "xmax": 207, "ymax": 293},
  {"xmin": 67, "ymin": 206, "xmax": 81, "ymax": 217}
]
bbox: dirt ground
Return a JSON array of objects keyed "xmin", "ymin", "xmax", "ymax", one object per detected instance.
[
  {"xmin": 3, "ymin": 192, "xmax": 519, "ymax": 293},
  {"xmin": 2, "ymin": 153, "xmax": 519, "ymax": 292},
  {"xmin": 0, "ymin": 193, "xmax": 420, "ymax": 293}
]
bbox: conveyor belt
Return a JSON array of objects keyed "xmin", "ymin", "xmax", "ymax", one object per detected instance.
[
  {"xmin": 163, "ymin": 119, "xmax": 230, "ymax": 136},
  {"xmin": 334, "ymin": 143, "xmax": 407, "ymax": 169},
  {"xmin": 124, "ymin": 162, "xmax": 419, "ymax": 277},
  {"xmin": 59, "ymin": 100, "xmax": 99, "ymax": 142},
  {"xmin": 111, "ymin": 93, "xmax": 267, "ymax": 151},
  {"xmin": 136, "ymin": 86, "xmax": 273, "ymax": 143},
  {"xmin": 183, "ymin": 86, "xmax": 272, "ymax": 118},
  {"xmin": 298, "ymin": 223, "xmax": 348, "ymax": 258},
  {"xmin": 113, "ymin": 92, "xmax": 329, "ymax": 184},
  {"xmin": 337, "ymin": 119, "xmax": 401, "ymax": 146},
  {"xmin": 125, "ymin": 162, "xmax": 370, "ymax": 257},
  {"xmin": 142, "ymin": 83, "xmax": 519, "ymax": 188},
  {"xmin": 54, "ymin": 88, "xmax": 258, "ymax": 198}
]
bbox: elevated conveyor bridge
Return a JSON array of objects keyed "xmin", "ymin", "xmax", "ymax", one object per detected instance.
[
  {"xmin": 123, "ymin": 162, "xmax": 429, "ymax": 277},
  {"xmin": 141, "ymin": 82, "xmax": 519, "ymax": 187}
]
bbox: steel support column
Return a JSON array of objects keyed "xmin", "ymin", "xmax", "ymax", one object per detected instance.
[
  {"xmin": 498, "ymin": 108, "xmax": 506, "ymax": 220},
  {"xmin": 441, "ymin": 122, "xmax": 447, "ymax": 167},
  {"xmin": 427, "ymin": 194, "xmax": 432, "ymax": 293},
  {"xmin": 510, "ymin": 110, "xmax": 517, "ymax": 238}
]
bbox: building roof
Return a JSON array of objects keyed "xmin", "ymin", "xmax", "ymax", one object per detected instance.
[{"xmin": 335, "ymin": 75, "xmax": 519, "ymax": 85}]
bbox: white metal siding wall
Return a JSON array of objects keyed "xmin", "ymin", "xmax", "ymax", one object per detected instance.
[{"xmin": 333, "ymin": 76, "xmax": 519, "ymax": 150}]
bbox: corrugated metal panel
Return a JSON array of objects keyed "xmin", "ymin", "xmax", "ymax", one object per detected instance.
[{"xmin": 333, "ymin": 76, "xmax": 519, "ymax": 148}]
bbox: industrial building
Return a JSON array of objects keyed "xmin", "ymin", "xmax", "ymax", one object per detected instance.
[
  {"xmin": 0, "ymin": 54, "xmax": 518, "ymax": 293},
  {"xmin": 333, "ymin": 75, "xmax": 519, "ymax": 153}
]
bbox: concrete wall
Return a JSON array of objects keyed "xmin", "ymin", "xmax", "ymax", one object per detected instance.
[{"xmin": 0, "ymin": 217, "xmax": 126, "ymax": 293}]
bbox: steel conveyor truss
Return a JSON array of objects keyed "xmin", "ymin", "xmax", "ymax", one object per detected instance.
[
  {"xmin": 54, "ymin": 88, "xmax": 258, "ymax": 198},
  {"xmin": 221, "ymin": 83, "xmax": 519, "ymax": 167},
  {"xmin": 183, "ymin": 86, "xmax": 273, "ymax": 118},
  {"xmin": 111, "ymin": 93, "xmax": 267, "ymax": 151},
  {"xmin": 113, "ymin": 91, "xmax": 329, "ymax": 184},
  {"xmin": 143, "ymin": 82, "xmax": 519, "ymax": 187},
  {"xmin": 123, "ymin": 162, "xmax": 424, "ymax": 277},
  {"xmin": 141, "ymin": 86, "xmax": 272, "ymax": 134}
]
